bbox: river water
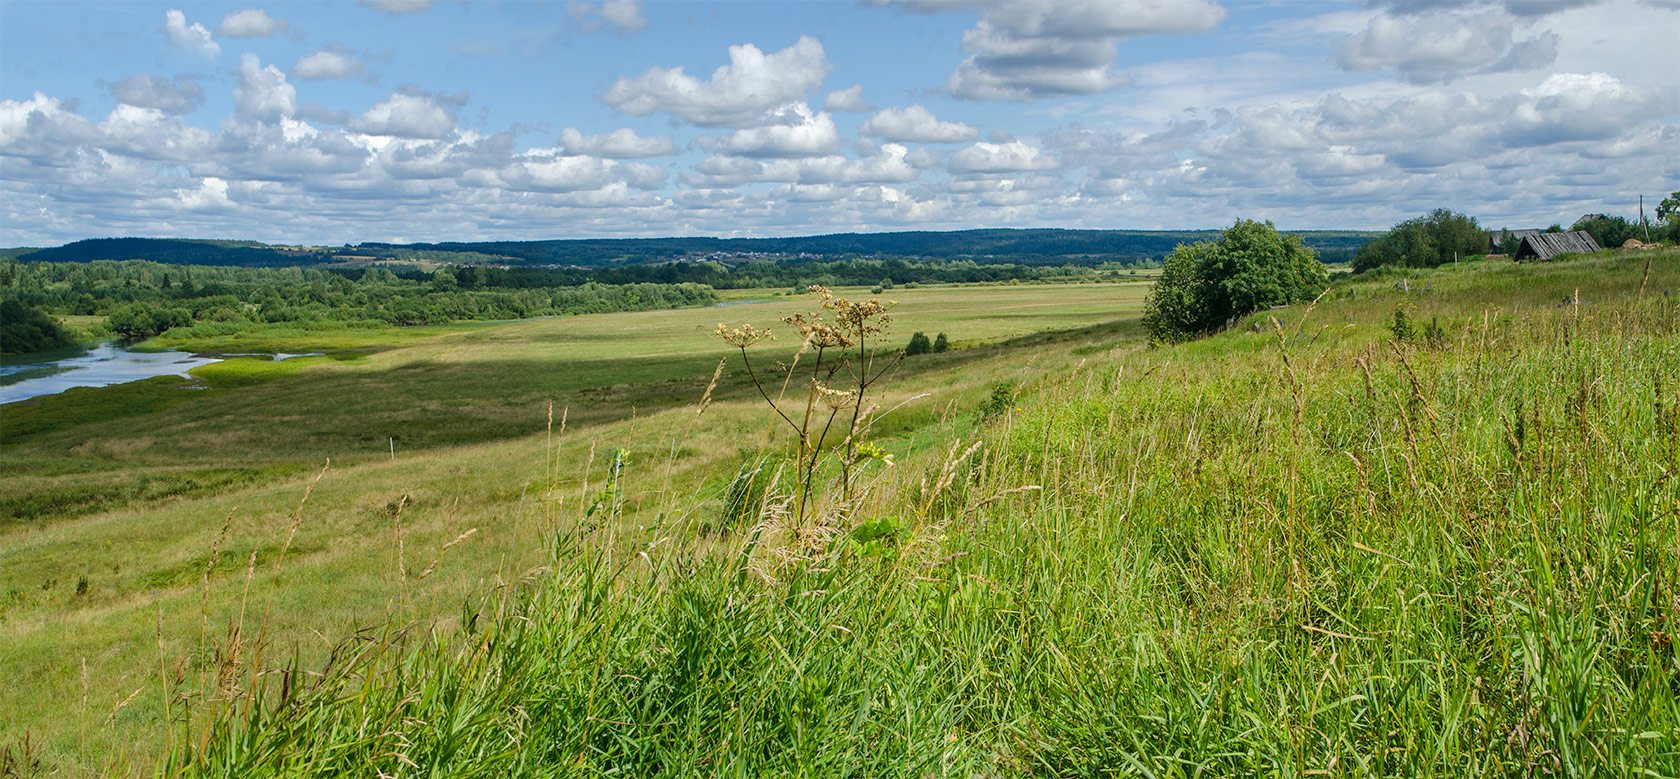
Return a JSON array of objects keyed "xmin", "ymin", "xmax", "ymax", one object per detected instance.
[{"xmin": 0, "ymin": 343, "xmax": 223, "ymax": 404}]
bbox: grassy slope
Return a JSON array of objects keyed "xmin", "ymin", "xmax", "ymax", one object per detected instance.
[
  {"xmin": 143, "ymin": 252, "xmax": 1680, "ymax": 777},
  {"xmin": 0, "ymin": 282, "xmax": 1147, "ymax": 771}
]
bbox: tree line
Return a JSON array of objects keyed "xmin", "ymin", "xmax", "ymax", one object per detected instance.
[{"xmin": 0, "ymin": 258, "xmax": 717, "ymax": 346}]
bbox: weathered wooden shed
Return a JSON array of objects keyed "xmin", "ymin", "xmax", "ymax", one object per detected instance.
[{"xmin": 1513, "ymin": 231, "xmax": 1601, "ymax": 261}]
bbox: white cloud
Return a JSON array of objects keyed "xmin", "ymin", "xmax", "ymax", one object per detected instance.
[
  {"xmin": 860, "ymin": 104, "xmax": 978, "ymax": 143},
  {"xmin": 602, "ymin": 0, "xmax": 647, "ymax": 30},
  {"xmin": 558, "ymin": 127, "xmax": 676, "ymax": 158},
  {"xmin": 823, "ymin": 85, "xmax": 873, "ymax": 112},
  {"xmin": 714, "ymin": 103, "xmax": 842, "ymax": 158},
  {"xmin": 164, "ymin": 10, "xmax": 221, "ymax": 58},
  {"xmin": 567, "ymin": 0, "xmax": 647, "ymax": 33},
  {"xmin": 177, "ymin": 177, "xmax": 233, "ymax": 210},
  {"xmin": 603, "ymin": 36, "xmax": 831, "ymax": 126},
  {"xmin": 216, "ymin": 8, "xmax": 290, "ymax": 38},
  {"xmin": 684, "ymin": 143, "xmax": 918, "ymax": 187},
  {"xmin": 880, "ymin": 0, "xmax": 1225, "ymax": 100},
  {"xmin": 1339, "ymin": 9, "xmax": 1558, "ymax": 84},
  {"xmin": 100, "ymin": 105, "xmax": 212, "ymax": 162},
  {"xmin": 233, "ymin": 54, "xmax": 296, "ymax": 123},
  {"xmin": 101, "ymin": 74, "xmax": 204, "ymax": 114},
  {"xmin": 292, "ymin": 50, "xmax": 366, "ymax": 80},
  {"xmin": 349, "ymin": 94, "xmax": 455, "ymax": 139},
  {"xmin": 360, "ymin": 0, "xmax": 432, "ymax": 13},
  {"xmin": 1501, "ymin": 72, "xmax": 1671, "ymax": 147},
  {"xmin": 1363, "ymin": 0, "xmax": 1603, "ymax": 16},
  {"xmin": 0, "ymin": 92, "xmax": 99, "ymax": 158},
  {"xmin": 948, "ymin": 139, "xmax": 1058, "ymax": 173}
]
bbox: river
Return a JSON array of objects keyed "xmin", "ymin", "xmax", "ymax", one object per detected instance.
[{"xmin": 0, "ymin": 343, "xmax": 223, "ymax": 404}]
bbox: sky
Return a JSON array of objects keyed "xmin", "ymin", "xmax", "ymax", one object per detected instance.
[{"xmin": 1, "ymin": 0, "xmax": 1676, "ymax": 246}]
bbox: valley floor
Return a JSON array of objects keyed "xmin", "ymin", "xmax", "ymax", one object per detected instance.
[{"xmin": 4, "ymin": 259, "xmax": 1678, "ymax": 776}]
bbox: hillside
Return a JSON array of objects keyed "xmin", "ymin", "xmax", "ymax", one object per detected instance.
[
  {"xmin": 9, "ymin": 229, "xmax": 1378, "ymax": 269},
  {"xmin": 2, "ymin": 251, "xmax": 1674, "ymax": 776}
]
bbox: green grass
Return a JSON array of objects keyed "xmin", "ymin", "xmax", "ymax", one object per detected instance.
[
  {"xmin": 0, "ymin": 281, "xmax": 1147, "ymax": 772},
  {"xmin": 5, "ymin": 259, "xmax": 1677, "ymax": 776}
]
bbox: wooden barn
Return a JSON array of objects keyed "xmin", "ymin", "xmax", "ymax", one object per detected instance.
[{"xmin": 1513, "ymin": 230, "xmax": 1601, "ymax": 261}]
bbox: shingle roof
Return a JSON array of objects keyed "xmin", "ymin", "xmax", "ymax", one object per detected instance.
[{"xmin": 1515, "ymin": 231, "xmax": 1602, "ymax": 261}]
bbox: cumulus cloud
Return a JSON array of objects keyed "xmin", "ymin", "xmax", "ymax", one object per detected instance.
[
  {"xmin": 879, "ymin": 0, "xmax": 1224, "ymax": 100},
  {"xmin": 1339, "ymin": 9, "xmax": 1559, "ymax": 84},
  {"xmin": 823, "ymin": 85, "xmax": 873, "ymax": 112},
  {"xmin": 860, "ymin": 104, "xmax": 978, "ymax": 143},
  {"xmin": 177, "ymin": 176, "xmax": 233, "ymax": 210},
  {"xmin": 558, "ymin": 127, "xmax": 676, "ymax": 158},
  {"xmin": 100, "ymin": 105, "xmax": 213, "ymax": 162},
  {"xmin": 603, "ymin": 36, "xmax": 831, "ymax": 126},
  {"xmin": 233, "ymin": 54, "xmax": 296, "ymax": 123},
  {"xmin": 216, "ymin": 8, "xmax": 290, "ymax": 38},
  {"xmin": 1363, "ymin": 0, "xmax": 1602, "ymax": 16},
  {"xmin": 360, "ymin": 0, "xmax": 432, "ymax": 13},
  {"xmin": 1501, "ymin": 72, "xmax": 1672, "ymax": 147},
  {"xmin": 164, "ymin": 10, "xmax": 220, "ymax": 58},
  {"xmin": 684, "ymin": 143, "xmax": 918, "ymax": 187},
  {"xmin": 713, "ymin": 103, "xmax": 842, "ymax": 158},
  {"xmin": 948, "ymin": 139, "xmax": 1058, "ymax": 173},
  {"xmin": 0, "ymin": 92, "xmax": 99, "ymax": 160},
  {"xmin": 293, "ymin": 49, "xmax": 366, "ymax": 80},
  {"xmin": 101, "ymin": 74, "xmax": 204, "ymax": 114},
  {"xmin": 349, "ymin": 93, "xmax": 455, "ymax": 139},
  {"xmin": 568, "ymin": 0, "xmax": 647, "ymax": 33}
]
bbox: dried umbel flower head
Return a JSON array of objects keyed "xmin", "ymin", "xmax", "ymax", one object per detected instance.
[
  {"xmin": 714, "ymin": 322, "xmax": 772, "ymax": 348},
  {"xmin": 814, "ymin": 382, "xmax": 857, "ymax": 410},
  {"xmin": 829, "ymin": 295, "xmax": 892, "ymax": 337},
  {"xmin": 805, "ymin": 322, "xmax": 853, "ymax": 349}
]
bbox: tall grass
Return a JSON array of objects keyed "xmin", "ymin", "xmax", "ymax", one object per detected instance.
[{"xmin": 30, "ymin": 255, "xmax": 1680, "ymax": 776}]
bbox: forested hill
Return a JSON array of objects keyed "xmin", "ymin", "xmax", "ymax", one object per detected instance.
[{"xmin": 9, "ymin": 229, "xmax": 1377, "ymax": 268}]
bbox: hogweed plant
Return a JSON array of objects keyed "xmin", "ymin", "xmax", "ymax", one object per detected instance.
[{"xmin": 714, "ymin": 285, "xmax": 901, "ymax": 525}]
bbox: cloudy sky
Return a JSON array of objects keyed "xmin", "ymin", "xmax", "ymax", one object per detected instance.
[{"xmin": 1, "ymin": 0, "xmax": 1675, "ymax": 245}]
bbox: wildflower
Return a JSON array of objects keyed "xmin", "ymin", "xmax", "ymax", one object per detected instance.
[
  {"xmin": 814, "ymin": 382, "xmax": 857, "ymax": 410},
  {"xmin": 855, "ymin": 441, "xmax": 894, "ymax": 467},
  {"xmin": 714, "ymin": 322, "xmax": 771, "ymax": 348}
]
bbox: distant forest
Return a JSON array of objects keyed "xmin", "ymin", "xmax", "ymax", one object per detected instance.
[{"xmin": 8, "ymin": 229, "xmax": 1377, "ymax": 269}]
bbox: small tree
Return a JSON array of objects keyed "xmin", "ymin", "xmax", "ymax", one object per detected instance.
[
  {"xmin": 1143, "ymin": 219, "xmax": 1326, "ymax": 342},
  {"xmin": 932, "ymin": 332, "xmax": 949, "ymax": 352},
  {"xmin": 1353, "ymin": 209, "xmax": 1487, "ymax": 271},
  {"xmin": 905, "ymin": 332, "xmax": 932, "ymax": 355}
]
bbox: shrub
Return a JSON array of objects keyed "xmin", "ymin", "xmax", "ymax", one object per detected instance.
[
  {"xmin": 932, "ymin": 332, "xmax": 949, "ymax": 353},
  {"xmin": 1143, "ymin": 219, "xmax": 1326, "ymax": 342},
  {"xmin": 905, "ymin": 332, "xmax": 933, "ymax": 355},
  {"xmin": 977, "ymin": 382, "xmax": 1016, "ymax": 422}
]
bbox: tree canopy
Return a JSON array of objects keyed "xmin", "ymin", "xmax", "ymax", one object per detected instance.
[
  {"xmin": 1352, "ymin": 209, "xmax": 1487, "ymax": 272},
  {"xmin": 1143, "ymin": 220, "xmax": 1326, "ymax": 342}
]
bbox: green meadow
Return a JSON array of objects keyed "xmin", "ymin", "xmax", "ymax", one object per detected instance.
[
  {"xmin": 0, "ymin": 281, "xmax": 1147, "ymax": 767},
  {"xmin": 3, "ymin": 256, "xmax": 1678, "ymax": 776}
]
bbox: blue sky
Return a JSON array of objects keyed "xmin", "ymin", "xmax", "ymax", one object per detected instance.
[{"xmin": 1, "ymin": 0, "xmax": 1676, "ymax": 245}]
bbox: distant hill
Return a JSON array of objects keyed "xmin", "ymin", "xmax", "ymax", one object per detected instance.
[
  {"xmin": 9, "ymin": 229, "xmax": 1377, "ymax": 268},
  {"xmin": 15, "ymin": 237, "xmax": 331, "ymax": 267}
]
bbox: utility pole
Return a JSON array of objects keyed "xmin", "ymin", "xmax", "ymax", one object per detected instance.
[{"xmin": 1641, "ymin": 195, "xmax": 1651, "ymax": 244}]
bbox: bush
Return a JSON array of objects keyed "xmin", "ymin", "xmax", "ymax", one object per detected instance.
[
  {"xmin": 1143, "ymin": 220, "xmax": 1326, "ymax": 342},
  {"xmin": 932, "ymin": 332, "xmax": 949, "ymax": 353},
  {"xmin": 904, "ymin": 332, "xmax": 932, "ymax": 356},
  {"xmin": 977, "ymin": 382, "xmax": 1015, "ymax": 422}
]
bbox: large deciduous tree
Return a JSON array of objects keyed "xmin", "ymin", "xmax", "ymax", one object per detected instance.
[{"xmin": 1144, "ymin": 219, "xmax": 1326, "ymax": 342}]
